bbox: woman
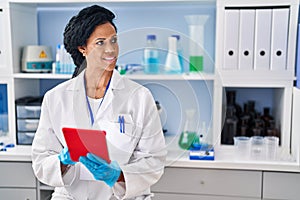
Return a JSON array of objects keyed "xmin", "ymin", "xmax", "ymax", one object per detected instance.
[{"xmin": 31, "ymin": 5, "xmax": 166, "ymax": 200}]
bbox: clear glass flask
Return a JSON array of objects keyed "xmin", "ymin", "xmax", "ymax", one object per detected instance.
[
  {"xmin": 171, "ymin": 35, "xmax": 184, "ymax": 72},
  {"xmin": 164, "ymin": 36, "xmax": 182, "ymax": 74},
  {"xmin": 178, "ymin": 109, "xmax": 198, "ymax": 150}
]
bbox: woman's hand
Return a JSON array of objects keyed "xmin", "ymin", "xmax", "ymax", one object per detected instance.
[
  {"xmin": 79, "ymin": 153, "xmax": 121, "ymax": 187},
  {"xmin": 58, "ymin": 147, "xmax": 76, "ymax": 165},
  {"xmin": 58, "ymin": 147, "xmax": 76, "ymax": 175}
]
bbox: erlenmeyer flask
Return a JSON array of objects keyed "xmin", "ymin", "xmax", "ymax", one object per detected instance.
[
  {"xmin": 164, "ymin": 36, "xmax": 182, "ymax": 74},
  {"xmin": 185, "ymin": 15, "xmax": 209, "ymax": 72},
  {"xmin": 178, "ymin": 109, "xmax": 198, "ymax": 150}
]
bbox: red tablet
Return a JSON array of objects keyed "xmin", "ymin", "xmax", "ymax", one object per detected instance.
[{"xmin": 62, "ymin": 127, "xmax": 110, "ymax": 163}]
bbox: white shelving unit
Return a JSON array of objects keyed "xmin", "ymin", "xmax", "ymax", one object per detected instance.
[
  {"xmin": 214, "ymin": 0, "xmax": 299, "ymax": 161},
  {"xmin": 1, "ymin": 0, "xmax": 300, "ymax": 199},
  {"xmin": 4, "ymin": 0, "xmax": 300, "ymax": 165},
  {"xmin": 13, "ymin": 73, "xmax": 72, "ymax": 80}
]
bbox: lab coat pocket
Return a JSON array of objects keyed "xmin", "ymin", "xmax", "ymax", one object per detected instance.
[{"xmin": 101, "ymin": 114, "xmax": 138, "ymax": 164}]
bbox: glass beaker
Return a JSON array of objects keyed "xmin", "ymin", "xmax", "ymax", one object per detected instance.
[
  {"xmin": 234, "ymin": 136, "xmax": 250, "ymax": 161},
  {"xmin": 250, "ymin": 136, "xmax": 266, "ymax": 160},
  {"xmin": 265, "ymin": 136, "xmax": 279, "ymax": 161},
  {"xmin": 185, "ymin": 15, "xmax": 209, "ymax": 72},
  {"xmin": 178, "ymin": 109, "xmax": 198, "ymax": 150}
]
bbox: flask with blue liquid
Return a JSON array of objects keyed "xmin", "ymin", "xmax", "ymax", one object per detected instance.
[
  {"xmin": 172, "ymin": 35, "xmax": 184, "ymax": 72},
  {"xmin": 164, "ymin": 36, "xmax": 182, "ymax": 74},
  {"xmin": 143, "ymin": 34, "xmax": 159, "ymax": 74}
]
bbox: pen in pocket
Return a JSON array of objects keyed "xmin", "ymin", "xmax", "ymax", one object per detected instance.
[{"xmin": 118, "ymin": 115, "xmax": 125, "ymax": 133}]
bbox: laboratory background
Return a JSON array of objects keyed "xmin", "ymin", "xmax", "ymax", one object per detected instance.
[{"xmin": 1, "ymin": 0, "xmax": 300, "ymax": 199}]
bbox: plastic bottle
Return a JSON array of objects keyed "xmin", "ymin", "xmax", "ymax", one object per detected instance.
[
  {"xmin": 143, "ymin": 34, "xmax": 159, "ymax": 74},
  {"xmin": 164, "ymin": 36, "xmax": 181, "ymax": 74},
  {"xmin": 55, "ymin": 44, "xmax": 61, "ymax": 74}
]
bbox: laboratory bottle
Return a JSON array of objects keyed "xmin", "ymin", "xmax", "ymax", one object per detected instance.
[
  {"xmin": 221, "ymin": 91, "xmax": 241, "ymax": 144},
  {"xmin": 261, "ymin": 107, "xmax": 273, "ymax": 129},
  {"xmin": 240, "ymin": 103, "xmax": 252, "ymax": 125},
  {"xmin": 143, "ymin": 34, "xmax": 159, "ymax": 74},
  {"xmin": 240, "ymin": 120, "xmax": 248, "ymax": 137},
  {"xmin": 252, "ymin": 113, "xmax": 265, "ymax": 136},
  {"xmin": 172, "ymin": 35, "xmax": 184, "ymax": 72},
  {"xmin": 266, "ymin": 120, "xmax": 280, "ymax": 138},
  {"xmin": 221, "ymin": 106, "xmax": 238, "ymax": 145},
  {"xmin": 239, "ymin": 103, "xmax": 252, "ymax": 136},
  {"xmin": 164, "ymin": 36, "xmax": 181, "ymax": 74},
  {"xmin": 178, "ymin": 109, "xmax": 198, "ymax": 150},
  {"xmin": 55, "ymin": 44, "xmax": 61, "ymax": 74},
  {"xmin": 248, "ymin": 100, "xmax": 257, "ymax": 122}
]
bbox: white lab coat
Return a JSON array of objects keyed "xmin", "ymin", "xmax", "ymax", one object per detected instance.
[{"xmin": 31, "ymin": 69, "xmax": 167, "ymax": 200}]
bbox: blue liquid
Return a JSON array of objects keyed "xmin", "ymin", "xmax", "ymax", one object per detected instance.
[
  {"xmin": 144, "ymin": 57, "xmax": 159, "ymax": 74},
  {"xmin": 178, "ymin": 50, "xmax": 184, "ymax": 73}
]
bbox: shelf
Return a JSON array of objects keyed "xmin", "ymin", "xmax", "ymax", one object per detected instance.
[
  {"xmin": 8, "ymin": 0, "xmax": 216, "ymax": 4},
  {"xmin": 13, "ymin": 72, "xmax": 216, "ymax": 81},
  {"xmin": 217, "ymin": 0, "xmax": 298, "ymax": 7},
  {"xmin": 13, "ymin": 73, "xmax": 71, "ymax": 80},
  {"xmin": 8, "ymin": 0, "xmax": 216, "ymax": 9},
  {"xmin": 125, "ymin": 72, "xmax": 216, "ymax": 80},
  {"xmin": 218, "ymin": 70, "xmax": 295, "ymax": 87}
]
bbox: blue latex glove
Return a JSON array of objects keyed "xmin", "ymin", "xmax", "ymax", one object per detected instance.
[
  {"xmin": 79, "ymin": 153, "xmax": 121, "ymax": 187},
  {"xmin": 58, "ymin": 147, "xmax": 76, "ymax": 165}
]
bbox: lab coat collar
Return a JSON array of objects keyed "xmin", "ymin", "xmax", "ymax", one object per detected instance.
[
  {"xmin": 65, "ymin": 69, "xmax": 125, "ymax": 128},
  {"xmin": 66, "ymin": 70, "xmax": 90, "ymax": 128},
  {"xmin": 110, "ymin": 69, "xmax": 125, "ymax": 91},
  {"xmin": 66, "ymin": 69, "xmax": 125, "ymax": 92}
]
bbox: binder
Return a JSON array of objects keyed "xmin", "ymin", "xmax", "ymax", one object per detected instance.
[
  {"xmin": 296, "ymin": 24, "xmax": 300, "ymax": 88},
  {"xmin": 254, "ymin": 9, "xmax": 272, "ymax": 70},
  {"xmin": 0, "ymin": 8, "xmax": 4, "ymax": 69},
  {"xmin": 270, "ymin": 8, "xmax": 290, "ymax": 71},
  {"xmin": 223, "ymin": 9, "xmax": 240, "ymax": 70},
  {"xmin": 238, "ymin": 9, "xmax": 255, "ymax": 70}
]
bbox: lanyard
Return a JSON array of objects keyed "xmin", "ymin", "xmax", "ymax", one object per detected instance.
[{"xmin": 84, "ymin": 78, "xmax": 111, "ymax": 125}]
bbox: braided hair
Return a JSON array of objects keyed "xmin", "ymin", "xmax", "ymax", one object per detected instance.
[{"xmin": 63, "ymin": 5, "xmax": 117, "ymax": 78}]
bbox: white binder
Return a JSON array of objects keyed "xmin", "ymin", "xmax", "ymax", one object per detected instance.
[
  {"xmin": 296, "ymin": 24, "xmax": 300, "ymax": 88},
  {"xmin": 238, "ymin": 9, "xmax": 255, "ymax": 70},
  {"xmin": 223, "ymin": 9, "xmax": 240, "ymax": 70},
  {"xmin": 270, "ymin": 8, "xmax": 290, "ymax": 71},
  {"xmin": 0, "ymin": 8, "xmax": 4, "ymax": 69},
  {"xmin": 254, "ymin": 9, "xmax": 272, "ymax": 70}
]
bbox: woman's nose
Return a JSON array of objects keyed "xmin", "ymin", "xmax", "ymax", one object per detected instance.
[{"xmin": 104, "ymin": 43, "xmax": 115, "ymax": 53}]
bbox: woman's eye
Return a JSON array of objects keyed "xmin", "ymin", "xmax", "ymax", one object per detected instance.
[
  {"xmin": 111, "ymin": 37, "xmax": 118, "ymax": 44},
  {"xmin": 96, "ymin": 41, "xmax": 104, "ymax": 46}
]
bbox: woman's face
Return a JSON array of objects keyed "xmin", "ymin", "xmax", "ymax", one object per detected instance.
[{"xmin": 79, "ymin": 22, "xmax": 119, "ymax": 72}]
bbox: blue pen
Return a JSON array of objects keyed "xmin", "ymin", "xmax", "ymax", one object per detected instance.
[
  {"xmin": 118, "ymin": 116, "xmax": 123, "ymax": 133},
  {"xmin": 121, "ymin": 116, "xmax": 125, "ymax": 133},
  {"xmin": 5, "ymin": 143, "xmax": 15, "ymax": 148}
]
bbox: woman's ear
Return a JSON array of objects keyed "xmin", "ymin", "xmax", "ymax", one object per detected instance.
[{"xmin": 78, "ymin": 46, "xmax": 86, "ymax": 56}]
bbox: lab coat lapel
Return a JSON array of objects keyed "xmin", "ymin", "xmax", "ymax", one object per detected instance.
[
  {"xmin": 67, "ymin": 70, "xmax": 92, "ymax": 128},
  {"xmin": 96, "ymin": 70, "xmax": 125, "ymax": 117}
]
